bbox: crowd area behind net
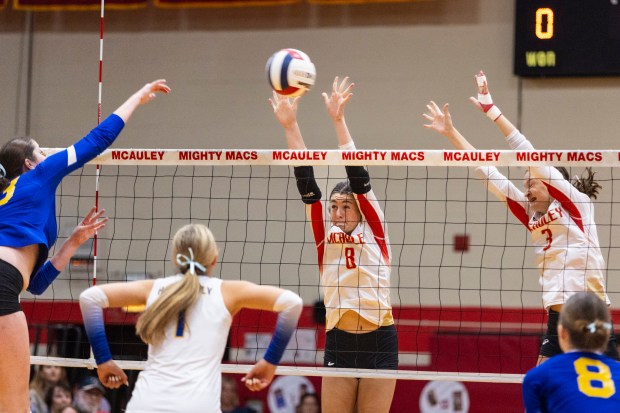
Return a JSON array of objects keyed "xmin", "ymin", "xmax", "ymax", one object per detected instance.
[{"xmin": 27, "ymin": 147, "xmax": 620, "ymax": 384}]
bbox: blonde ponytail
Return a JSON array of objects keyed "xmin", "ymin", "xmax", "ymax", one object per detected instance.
[{"xmin": 136, "ymin": 224, "xmax": 218, "ymax": 345}]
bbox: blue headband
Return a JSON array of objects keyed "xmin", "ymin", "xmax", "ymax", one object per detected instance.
[{"xmin": 176, "ymin": 247, "xmax": 206, "ymax": 274}]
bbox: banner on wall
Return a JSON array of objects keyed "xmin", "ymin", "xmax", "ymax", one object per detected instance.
[
  {"xmin": 308, "ymin": 0, "xmax": 430, "ymax": 4},
  {"xmin": 6, "ymin": 0, "xmax": 430, "ymax": 10},
  {"xmin": 13, "ymin": 0, "xmax": 147, "ymax": 11},
  {"xmin": 154, "ymin": 0, "xmax": 298, "ymax": 7}
]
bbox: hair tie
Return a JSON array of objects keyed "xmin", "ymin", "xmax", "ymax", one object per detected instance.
[
  {"xmin": 176, "ymin": 247, "xmax": 206, "ymax": 275},
  {"xmin": 585, "ymin": 321, "xmax": 613, "ymax": 333},
  {"xmin": 0, "ymin": 163, "xmax": 6, "ymax": 179}
]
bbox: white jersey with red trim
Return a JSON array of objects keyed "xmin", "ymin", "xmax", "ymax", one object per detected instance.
[
  {"xmin": 307, "ymin": 189, "xmax": 393, "ymax": 330},
  {"xmin": 126, "ymin": 276, "xmax": 232, "ymax": 413},
  {"xmin": 476, "ymin": 130, "xmax": 609, "ymax": 309}
]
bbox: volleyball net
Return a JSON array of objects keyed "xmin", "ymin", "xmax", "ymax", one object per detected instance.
[{"xmin": 25, "ymin": 148, "xmax": 620, "ymax": 383}]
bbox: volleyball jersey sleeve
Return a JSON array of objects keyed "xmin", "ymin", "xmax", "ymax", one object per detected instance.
[
  {"xmin": 305, "ymin": 199, "xmax": 326, "ymax": 274},
  {"xmin": 522, "ymin": 369, "xmax": 545, "ymax": 413},
  {"xmin": 263, "ymin": 290, "xmax": 303, "ymax": 365},
  {"xmin": 355, "ymin": 188, "xmax": 391, "ymax": 263},
  {"xmin": 506, "ymin": 129, "xmax": 591, "ymax": 222},
  {"xmin": 34, "ymin": 114, "xmax": 125, "ymax": 187},
  {"xmin": 475, "ymin": 166, "xmax": 531, "ymax": 228},
  {"xmin": 79, "ymin": 286, "xmax": 113, "ymax": 365},
  {"xmin": 26, "ymin": 261, "xmax": 61, "ymax": 295},
  {"xmin": 294, "ymin": 166, "xmax": 326, "ymax": 273}
]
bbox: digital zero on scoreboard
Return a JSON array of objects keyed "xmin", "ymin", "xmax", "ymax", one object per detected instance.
[{"xmin": 514, "ymin": 0, "xmax": 620, "ymax": 77}]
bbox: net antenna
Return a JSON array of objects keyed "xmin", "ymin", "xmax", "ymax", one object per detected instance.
[{"xmin": 94, "ymin": 0, "xmax": 105, "ymax": 287}]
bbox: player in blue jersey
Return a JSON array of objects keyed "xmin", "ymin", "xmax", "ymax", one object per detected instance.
[
  {"xmin": 0, "ymin": 79, "xmax": 170, "ymax": 413},
  {"xmin": 522, "ymin": 291, "xmax": 620, "ymax": 412},
  {"xmin": 79, "ymin": 223, "xmax": 302, "ymax": 413}
]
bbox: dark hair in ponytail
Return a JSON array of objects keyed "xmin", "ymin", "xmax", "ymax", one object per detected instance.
[
  {"xmin": 556, "ymin": 167, "xmax": 602, "ymax": 199},
  {"xmin": 560, "ymin": 292, "xmax": 611, "ymax": 352},
  {"xmin": 0, "ymin": 137, "xmax": 36, "ymax": 192}
]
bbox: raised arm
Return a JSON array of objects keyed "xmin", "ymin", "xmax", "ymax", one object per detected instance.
[
  {"xmin": 470, "ymin": 72, "xmax": 586, "ymax": 210},
  {"xmin": 323, "ymin": 76, "xmax": 355, "ymax": 148},
  {"xmin": 322, "ymin": 77, "xmax": 383, "ymax": 223},
  {"xmin": 113, "ymin": 79, "xmax": 171, "ymax": 123},
  {"xmin": 424, "ymin": 100, "xmax": 529, "ymax": 224},
  {"xmin": 37, "ymin": 79, "xmax": 171, "ymax": 185},
  {"xmin": 469, "ymin": 71, "xmax": 517, "ymax": 138},
  {"xmin": 269, "ymin": 92, "xmax": 320, "ymax": 201},
  {"xmin": 270, "ymin": 91, "xmax": 324, "ymax": 265},
  {"xmin": 269, "ymin": 92, "xmax": 306, "ymax": 150},
  {"xmin": 423, "ymin": 100, "xmax": 476, "ymax": 150},
  {"xmin": 222, "ymin": 281, "xmax": 302, "ymax": 391},
  {"xmin": 27, "ymin": 206, "xmax": 107, "ymax": 295}
]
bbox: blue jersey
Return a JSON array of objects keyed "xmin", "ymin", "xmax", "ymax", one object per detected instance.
[
  {"xmin": 523, "ymin": 351, "xmax": 620, "ymax": 412},
  {"xmin": 0, "ymin": 114, "xmax": 124, "ymax": 275}
]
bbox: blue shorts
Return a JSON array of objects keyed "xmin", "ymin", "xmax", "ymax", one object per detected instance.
[
  {"xmin": 0, "ymin": 258, "xmax": 23, "ymax": 316},
  {"xmin": 324, "ymin": 325, "xmax": 398, "ymax": 370}
]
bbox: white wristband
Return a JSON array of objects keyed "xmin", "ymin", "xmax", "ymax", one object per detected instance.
[
  {"xmin": 339, "ymin": 141, "xmax": 356, "ymax": 150},
  {"xmin": 486, "ymin": 106, "xmax": 502, "ymax": 121},
  {"xmin": 477, "ymin": 93, "xmax": 494, "ymax": 105}
]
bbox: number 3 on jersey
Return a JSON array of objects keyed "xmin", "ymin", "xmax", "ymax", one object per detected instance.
[
  {"xmin": 0, "ymin": 177, "xmax": 18, "ymax": 207},
  {"xmin": 344, "ymin": 247, "xmax": 357, "ymax": 269},
  {"xmin": 574, "ymin": 357, "xmax": 616, "ymax": 398}
]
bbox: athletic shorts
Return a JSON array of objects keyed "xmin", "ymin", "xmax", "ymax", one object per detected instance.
[
  {"xmin": 540, "ymin": 309, "xmax": 620, "ymax": 360},
  {"xmin": 324, "ymin": 325, "xmax": 398, "ymax": 370},
  {"xmin": 0, "ymin": 258, "xmax": 23, "ymax": 316}
]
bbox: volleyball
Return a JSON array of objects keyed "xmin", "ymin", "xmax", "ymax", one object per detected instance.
[{"xmin": 266, "ymin": 49, "xmax": 316, "ymax": 98}]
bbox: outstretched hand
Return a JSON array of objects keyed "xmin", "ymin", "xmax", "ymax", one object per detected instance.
[
  {"xmin": 423, "ymin": 101, "xmax": 455, "ymax": 138},
  {"xmin": 469, "ymin": 70, "xmax": 502, "ymax": 118},
  {"xmin": 97, "ymin": 360, "xmax": 128, "ymax": 389},
  {"xmin": 68, "ymin": 206, "xmax": 108, "ymax": 247},
  {"xmin": 269, "ymin": 91, "xmax": 300, "ymax": 129},
  {"xmin": 137, "ymin": 79, "xmax": 171, "ymax": 105},
  {"xmin": 322, "ymin": 76, "xmax": 354, "ymax": 122},
  {"xmin": 242, "ymin": 359, "xmax": 277, "ymax": 392}
]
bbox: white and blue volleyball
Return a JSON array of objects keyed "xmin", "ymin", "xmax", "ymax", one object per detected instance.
[{"xmin": 266, "ymin": 49, "xmax": 316, "ymax": 97}]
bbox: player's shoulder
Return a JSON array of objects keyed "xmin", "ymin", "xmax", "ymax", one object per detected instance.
[{"xmin": 526, "ymin": 354, "xmax": 573, "ymax": 379}]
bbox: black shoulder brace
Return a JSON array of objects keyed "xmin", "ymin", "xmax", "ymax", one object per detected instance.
[
  {"xmin": 294, "ymin": 166, "xmax": 322, "ymax": 204},
  {"xmin": 345, "ymin": 165, "xmax": 371, "ymax": 194}
]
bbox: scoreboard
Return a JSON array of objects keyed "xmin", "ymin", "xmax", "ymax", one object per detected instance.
[{"xmin": 514, "ymin": 0, "xmax": 620, "ymax": 77}]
